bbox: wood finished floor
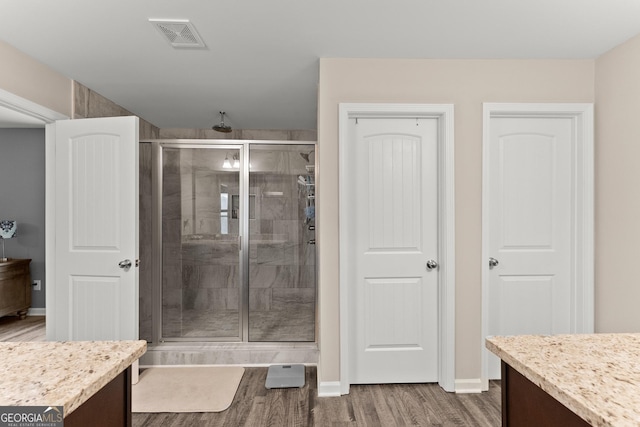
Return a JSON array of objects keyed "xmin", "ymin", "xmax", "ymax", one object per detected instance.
[
  {"xmin": 0, "ymin": 314, "xmax": 46, "ymax": 341},
  {"xmin": 1, "ymin": 315, "xmax": 502, "ymax": 426}
]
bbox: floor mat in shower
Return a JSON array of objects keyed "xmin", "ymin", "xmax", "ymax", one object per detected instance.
[{"xmin": 132, "ymin": 366, "xmax": 245, "ymax": 413}]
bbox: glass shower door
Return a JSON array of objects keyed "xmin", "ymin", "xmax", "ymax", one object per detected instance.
[
  {"xmin": 248, "ymin": 144, "xmax": 316, "ymax": 341},
  {"xmin": 161, "ymin": 145, "xmax": 243, "ymax": 340}
]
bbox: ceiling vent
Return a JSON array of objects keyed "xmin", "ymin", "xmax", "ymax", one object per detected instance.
[{"xmin": 149, "ymin": 19, "xmax": 206, "ymax": 49}]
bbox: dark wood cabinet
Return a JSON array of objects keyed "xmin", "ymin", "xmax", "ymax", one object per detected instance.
[
  {"xmin": 501, "ymin": 362, "xmax": 590, "ymax": 427},
  {"xmin": 0, "ymin": 259, "xmax": 32, "ymax": 319},
  {"xmin": 65, "ymin": 367, "xmax": 132, "ymax": 427}
]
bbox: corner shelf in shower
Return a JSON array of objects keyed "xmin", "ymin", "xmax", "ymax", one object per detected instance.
[{"xmin": 299, "ymin": 165, "xmax": 316, "ymax": 226}]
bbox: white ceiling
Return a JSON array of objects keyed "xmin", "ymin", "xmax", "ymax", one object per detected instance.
[{"xmin": 2, "ymin": 0, "xmax": 640, "ymax": 130}]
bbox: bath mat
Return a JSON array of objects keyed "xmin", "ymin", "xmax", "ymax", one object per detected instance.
[{"xmin": 132, "ymin": 366, "xmax": 245, "ymax": 413}]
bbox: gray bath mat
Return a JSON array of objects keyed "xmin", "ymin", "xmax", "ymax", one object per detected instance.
[{"xmin": 265, "ymin": 364, "xmax": 305, "ymax": 389}]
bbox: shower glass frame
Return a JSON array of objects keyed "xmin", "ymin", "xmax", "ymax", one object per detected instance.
[{"xmin": 151, "ymin": 139, "xmax": 316, "ymax": 344}]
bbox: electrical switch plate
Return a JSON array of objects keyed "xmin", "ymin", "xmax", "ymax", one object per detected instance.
[{"xmin": 32, "ymin": 280, "xmax": 41, "ymax": 291}]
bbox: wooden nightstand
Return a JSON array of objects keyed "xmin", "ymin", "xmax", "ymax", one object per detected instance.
[{"xmin": 0, "ymin": 259, "xmax": 32, "ymax": 319}]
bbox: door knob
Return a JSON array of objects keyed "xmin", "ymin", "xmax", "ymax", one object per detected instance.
[
  {"xmin": 489, "ymin": 257, "xmax": 499, "ymax": 269},
  {"xmin": 118, "ymin": 259, "xmax": 132, "ymax": 269},
  {"xmin": 426, "ymin": 260, "xmax": 438, "ymax": 271}
]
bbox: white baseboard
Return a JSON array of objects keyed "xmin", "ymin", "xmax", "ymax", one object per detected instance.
[
  {"xmin": 455, "ymin": 378, "xmax": 483, "ymax": 394},
  {"xmin": 318, "ymin": 379, "xmax": 480, "ymax": 395},
  {"xmin": 318, "ymin": 381, "xmax": 342, "ymax": 397},
  {"xmin": 28, "ymin": 308, "xmax": 46, "ymax": 316}
]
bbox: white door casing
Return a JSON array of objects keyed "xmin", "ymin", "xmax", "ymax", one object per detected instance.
[
  {"xmin": 339, "ymin": 104, "xmax": 455, "ymax": 394},
  {"xmin": 0, "ymin": 87, "xmax": 68, "ymax": 126},
  {"xmin": 46, "ymin": 116, "xmax": 139, "ymax": 341},
  {"xmin": 481, "ymin": 103, "xmax": 594, "ymax": 387}
]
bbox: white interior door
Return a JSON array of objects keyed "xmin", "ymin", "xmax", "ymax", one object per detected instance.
[
  {"xmin": 47, "ymin": 116, "xmax": 139, "ymax": 341},
  {"xmin": 483, "ymin": 107, "xmax": 593, "ymax": 380},
  {"xmin": 349, "ymin": 117, "xmax": 439, "ymax": 384}
]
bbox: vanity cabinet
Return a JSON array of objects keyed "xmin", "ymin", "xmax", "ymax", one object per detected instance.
[
  {"xmin": 0, "ymin": 340, "xmax": 146, "ymax": 426},
  {"xmin": 487, "ymin": 334, "xmax": 640, "ymax": 426},
  {"xmin": 501, "ymin": 362, "xmax": 590, "ymax": 426},
  {"xmin": 0, "ymin": 259, "xmax": 31, "ymax": 319}
]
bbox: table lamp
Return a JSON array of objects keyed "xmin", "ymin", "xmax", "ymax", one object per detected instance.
[{"xmin": 0, "ymin": 220, "xmax": 17, "ymax": 262}]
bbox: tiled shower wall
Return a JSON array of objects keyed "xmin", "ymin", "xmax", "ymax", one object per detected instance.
[
  {"xmin": 139, "ymin": 143, "xmax": 153, "ymax": 340},
  {"xmin": 73, "ymin": 81, "xmax": 160, "ymax": 140},
  {"xmin": 159, "ymin": 127, "xmax": 316, "ymax": 141}
]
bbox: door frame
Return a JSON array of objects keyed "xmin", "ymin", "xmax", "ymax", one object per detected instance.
[
  {"xmin": 481, "ymin": 103, "xmax": 594, "ymax": 390},
  {"xmin": 152, "ymin": 141, "xmax": 246, "ymax": 343},
  {"xmin": 0, "ymin": 89, "xmax": 68, "ymax": 321},
  {"xmin": 0, "ymin": 88, "xmax": 68, "ymax": 126},
  {"xmin": 147, "ymin": 139, "xmax": 318, "ymax": 344},
  {"xmin": 338, "ymin": 103, "xmax": 455, "ymax": 393}
]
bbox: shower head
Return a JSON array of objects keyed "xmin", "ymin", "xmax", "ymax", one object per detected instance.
[
  {"xmin": 300, "ymin": 150, "xmax": 313, "ymax": 163},
  {"xmin": 212, "ymin": 111, "xmax": 232, "ymax": 133}
]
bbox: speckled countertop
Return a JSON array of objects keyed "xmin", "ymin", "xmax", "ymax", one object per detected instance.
[
  {"xmin": 0, "ymin": 340, "xmax": 146, "ymax": 416},
  {"xmin": 486, "ymin": 334, "xmax": 640, "ymax": 427}
]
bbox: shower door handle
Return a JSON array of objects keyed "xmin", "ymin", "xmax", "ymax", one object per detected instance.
[{"xmin": 118, "ymin": 259, "xmax": 132, "ymax": 270}]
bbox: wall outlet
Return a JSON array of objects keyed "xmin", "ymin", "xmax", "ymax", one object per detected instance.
[{"xmin": 32, "ymin": 280, "xmax": 41, "ymax": 291}]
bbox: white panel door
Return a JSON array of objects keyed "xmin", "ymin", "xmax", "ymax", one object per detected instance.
[
  {"xmin": 350, "ymin": 118, "xmax": 439, "ymax": 384},
  {"xmin": 486, "ymin": 116, "xmax": 573, "ymax": 379},
  {"xmin": 50, "ymin": 117, "xmax": 139, "ymax": 341}
]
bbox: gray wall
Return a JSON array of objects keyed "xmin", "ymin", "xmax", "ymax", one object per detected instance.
[{"xmin": 0, "ymin": 128, "xmax": 45, "ymax": 309}]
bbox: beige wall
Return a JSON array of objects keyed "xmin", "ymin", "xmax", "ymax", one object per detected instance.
[
  {"xmin": 317, "ymin": 58, "xmax": 595, "ymax": 384},
  {"xmin": 10, "ymin": 30, "xmax": 639, "ymax": 384},
  {"xmin": 594, "ymin": 34, "xmax": 640, "ymax": 332},
  {"xmin": 0, "ymin": 40, "xmax": 72, "ymax": 117}
]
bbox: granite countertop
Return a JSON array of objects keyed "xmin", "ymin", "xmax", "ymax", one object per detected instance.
[
  {"xmin": 0, "ymin": 340, "xmax": 146, "ymax": 416},
  {"xmin": 486, "ymin": 334, "xmax": 640, "ymax": 427}
]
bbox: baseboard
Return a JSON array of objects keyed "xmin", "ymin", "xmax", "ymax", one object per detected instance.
[
  {"xmin": 317, "ymin": 381, "xmax": 342, "ymax": 397},
  {"xmin": 455, "ymin": 378, "xmax": 483, "ymax": 394},
  {"xmin": 27, "ymin": 308, "xmax": 45, "ymax": 316}
]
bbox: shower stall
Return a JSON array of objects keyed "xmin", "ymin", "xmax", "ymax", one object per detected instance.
[{"xmin": 139, "ymin": 140, "xmax": 316, "ymax": 363}]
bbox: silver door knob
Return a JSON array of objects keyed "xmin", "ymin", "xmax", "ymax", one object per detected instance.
[
  {"xmin": 489, "ymin": 257, "xmax": 499, "ymax": 269},
  {"xmin": 118, "ymin": 259, "xmax": 132, "ymax": 269},
  {"xmin": 426, "ymin": 260, "xmax": 438, "ymax": 271}
]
